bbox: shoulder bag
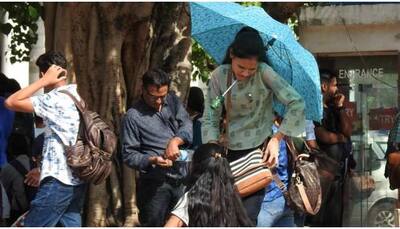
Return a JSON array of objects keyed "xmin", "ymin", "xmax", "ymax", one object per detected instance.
[{"xmin": 273, "ymin": 137, "xmax": 322, "ymax": 215}]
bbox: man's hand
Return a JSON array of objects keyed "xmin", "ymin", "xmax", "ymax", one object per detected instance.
[
  {"xmin": 40, "ymin": 65, "xmax": 67, "ymax": 87},
  {"xmin": 262, "ymin": 136, "xmax": 281, "ymax": 168},
  {"xmin": 334, "ymin": 93, "xmax": 345, "ymax": 108},
  {"xmin": 149, "ymin": 156, "xmax": 173, "ymax": 168},
  {"xmin": 165, "ymin": 137, "xmax": 183, "ymax": 161},
  {"xmin": 24, "ymin": 168, "xmax": 40, "ymax": 187},
  {"xmin": 337, "ymin": 133, "xmax": 347, "ymax": 143}
]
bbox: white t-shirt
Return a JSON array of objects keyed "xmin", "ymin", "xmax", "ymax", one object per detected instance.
[
  {"xmin": 31, "ymin": 84, "xmax": 82, "ymax": 185},
  {"xmin": 171, "ymin": 192, "xmax": 189, "ymax": 226}
]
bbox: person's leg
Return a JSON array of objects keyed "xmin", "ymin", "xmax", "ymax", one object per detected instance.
[
  {"xmin": 293, "ymin": 211, "xmax": 305, "ymax": 227},
  {"xmin": 23, "ymin": 177, "xmax": 73, "ymax": 227},
  {"xmin": 325, "ymin": 179, "xmax": 343, "ymax": 226},
  {"xmin": 242, "ymin": 188, "xmax": 265, "ymax": 225},
  {"xmin": 144, "ymin": 182, "xmax": 174, "ymax": 226},
  {"xmin": 169, "ymin": 183, "xmax": 185, "ymax": 213},
  {"xmin": 59, "ymin": 183, "xmax": 88, "ymax": 227},
  {"xmin": 257, "ymin": 196, "xmax": 285, "ymax": 227},
  {"xmin": 273, "ymin": 204, "xmax": 295, "ymax": 227},
  {"xmin": 136, "ymin": 178, "xmax": 163, "ymax": 226}
]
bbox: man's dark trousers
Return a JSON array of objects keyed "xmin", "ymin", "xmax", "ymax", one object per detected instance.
[{"xmin": 136, "ymin": 177, "xmax": 184, "ymax": 226}]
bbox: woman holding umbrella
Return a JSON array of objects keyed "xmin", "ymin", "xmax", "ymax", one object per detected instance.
[{"xmin": 202, "ymin": 27, "xmax": 306, "ymax": 224}]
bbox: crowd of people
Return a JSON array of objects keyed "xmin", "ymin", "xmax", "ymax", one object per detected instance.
[{"xmin": 0, "ymin": 27, "xmax": 356, "ymax": 227}]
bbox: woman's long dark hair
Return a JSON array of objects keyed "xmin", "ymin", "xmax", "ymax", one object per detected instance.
[
  {"xmin": 222, "ymin": 26, "xmax": 268, "ymax": 65},
  {"xmin": 186, "ymin": 143, "xmax": 253, "ymax": 227}
]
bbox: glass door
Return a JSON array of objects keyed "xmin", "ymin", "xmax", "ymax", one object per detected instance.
[{"xmin": 318, "ymin": 54, "xmax": 399, "ymax": 227}]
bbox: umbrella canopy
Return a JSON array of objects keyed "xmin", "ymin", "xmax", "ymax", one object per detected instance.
[{"xmin": 190, "ymin": 2, "xmax": 322, "ymax": 122}]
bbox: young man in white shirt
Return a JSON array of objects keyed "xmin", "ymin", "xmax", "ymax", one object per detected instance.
[{"xmin": 5, "ymin": 51, "xmax": 86, "ymax": 226}]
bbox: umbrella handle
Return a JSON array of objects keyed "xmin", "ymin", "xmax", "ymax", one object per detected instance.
[
  {"xmin": 265, "ymin": 38, "xmax": 276, "ymax": 50},
  {"xmin": 210, "ymin": 80, "xmax": 237, "ymax": 110}
]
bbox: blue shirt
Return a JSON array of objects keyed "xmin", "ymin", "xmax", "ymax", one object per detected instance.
[
  {"xmin": 121, "ymin": 92, "xmax": 193, "ymax": 179},
  {"xmin": 263, "ymin": 124, "xmax": 289, "ymax": 202},
  {"xmin": 0, "ymin": 97, "xmax": 15, "ymax": 167}
]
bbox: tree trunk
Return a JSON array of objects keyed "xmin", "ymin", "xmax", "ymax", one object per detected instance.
[
  {"xmin": 261, "ymin": 2, "xmax": 304, "ymax": 23},
  {"xmin": 42, "ymin": 2, "xmax": 191, "ymax": 226}
]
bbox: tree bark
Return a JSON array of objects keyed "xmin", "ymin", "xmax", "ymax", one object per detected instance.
[
  {"xmin": 261, "ymin": 2, "xmax": 304, "ymax": 23},
  {"xmin": 42, "ymin": 2, "xmax": 191, "ymax": 226}
]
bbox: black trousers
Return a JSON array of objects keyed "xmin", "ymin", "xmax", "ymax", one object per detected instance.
[
  {"xmin": 136, "ymin": 177, "xmax": 184, "ymax": 226},
  {"xmin": 227, "ymin": 147, "xmax": 266, "ymax": 226}
]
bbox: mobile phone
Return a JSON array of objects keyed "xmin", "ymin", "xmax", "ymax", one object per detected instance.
[{"xmin": 58, "ymin": 71, "xmax": 66, "ymax": 79}]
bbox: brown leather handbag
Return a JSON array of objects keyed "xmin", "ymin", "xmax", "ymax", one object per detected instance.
[
  {"xmin": 229, "ymin": 148, "xmax": 273, "ymax": 197},
  {"xmin": 274, "ymin": 137, "xmax": 322, "ymax": 215},
  {"xmin": 60, "ymin": 91, "xmax": 117, "ymax": 185}
]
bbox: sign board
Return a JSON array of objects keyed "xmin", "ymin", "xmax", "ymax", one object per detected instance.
[{"xmin": 369, "ymin": 107, "xmax": 398, "ymax": 130}]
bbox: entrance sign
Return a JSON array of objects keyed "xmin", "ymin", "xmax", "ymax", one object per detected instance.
[{"xmin": 338, "ymin": 68, "xmax": 384, "ymax": 80}]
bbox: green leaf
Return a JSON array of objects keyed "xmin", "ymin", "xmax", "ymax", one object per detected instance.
[{"xmin": 28, "ymin": 5, "xmax": 39, "ymax": 20}]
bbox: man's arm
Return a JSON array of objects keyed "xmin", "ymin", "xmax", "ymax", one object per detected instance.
[
  {"xmin": 121, "ymin": 113, "xmax": 173, "ymax": 169},
  {"xmin": 315, "ymin": 126, "xmax": 346, "ymax": 144},
  {"xmin": 305, "ymin": 120, "xmax": 319, "ymax": 149},
  {"xmin": 5, "ymin": 65, "xmax": 66, "ymax": 112},
  {"xmin": 334, "ymin": 94, "xmax": 352, "ymax": 138},
  {"xmin": 165, "ymin": 95, "xmax": 193, "ymax": 161},
  {"xmin": 338, "ymin": 108, "xmax": 352, "ymax": 138},
  {"xmin": 173, "ymin": 95, "xmax": 193, "ymax": 146},
  {"xmin": 121, "ymin": 113, "xmax": 152, "ymax": 171}
]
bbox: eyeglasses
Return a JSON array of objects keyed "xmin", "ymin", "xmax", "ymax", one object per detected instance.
[{"xmin": 144, "ymin": 89, "xmax": 168, "ymax": 101}]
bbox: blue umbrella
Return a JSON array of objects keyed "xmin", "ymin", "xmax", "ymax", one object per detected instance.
[{"xmin": 190, "ymin": 2, "xmax": 322, "ymax": 122}]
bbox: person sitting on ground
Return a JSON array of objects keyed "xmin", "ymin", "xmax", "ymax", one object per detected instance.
[
  {"xmin": 165, "ymin": 143, "xmax": 253, "ymax": 227},
  {"xmin": 0, "ymin": 132, "xmax": 40, "ymax": 225}
]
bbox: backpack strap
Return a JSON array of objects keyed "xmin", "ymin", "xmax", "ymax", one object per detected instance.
[
  {"xmin": 9, "ymin": 159, "xmax": 30, "ymax": 211},
  {"xmin": 59, "ymin": 90, "xmax": 86, "ymax": 113},
  {"xmin": 59, "ymin": 90, "xmax": 88, "ymax": 145},
  {"xmin": 9, "ymin": 160, "xmax": 29, "ymax": 177}
]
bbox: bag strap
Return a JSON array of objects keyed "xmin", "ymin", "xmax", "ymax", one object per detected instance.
[
  {"xmin": 59, "ymin": 90, "xmax": 88, "ymax": 144},
  {"xmin": 59, "ymin": 90, "xmax": 85, "ymax": 113},
  {"xmin": 296, "ymin": 181, "xmax": 321, "ymax": 215},
  {"xmin": 224, "ymin": 70, "xmax": 233, "ymax": 154},
  {"xmin": 9, "ymin": 159, "xmax": 30, "ymax": 211},
  {"xmin": 10, "ymin": 159, "xmax": 29, "ymax": 177}
]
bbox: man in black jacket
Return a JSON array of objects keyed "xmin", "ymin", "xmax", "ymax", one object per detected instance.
[{"xmin": 308, "ymin": 69, "xmax": 353, "ymax": 227}]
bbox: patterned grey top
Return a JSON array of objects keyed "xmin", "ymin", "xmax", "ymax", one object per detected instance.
[
  {"xmin": 31, "ymin": 84, "xmax": 81, "ymax": 185},
  {"xmin": 202, "ymin": 63, "xmax": 305, "ymax": 150}
]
